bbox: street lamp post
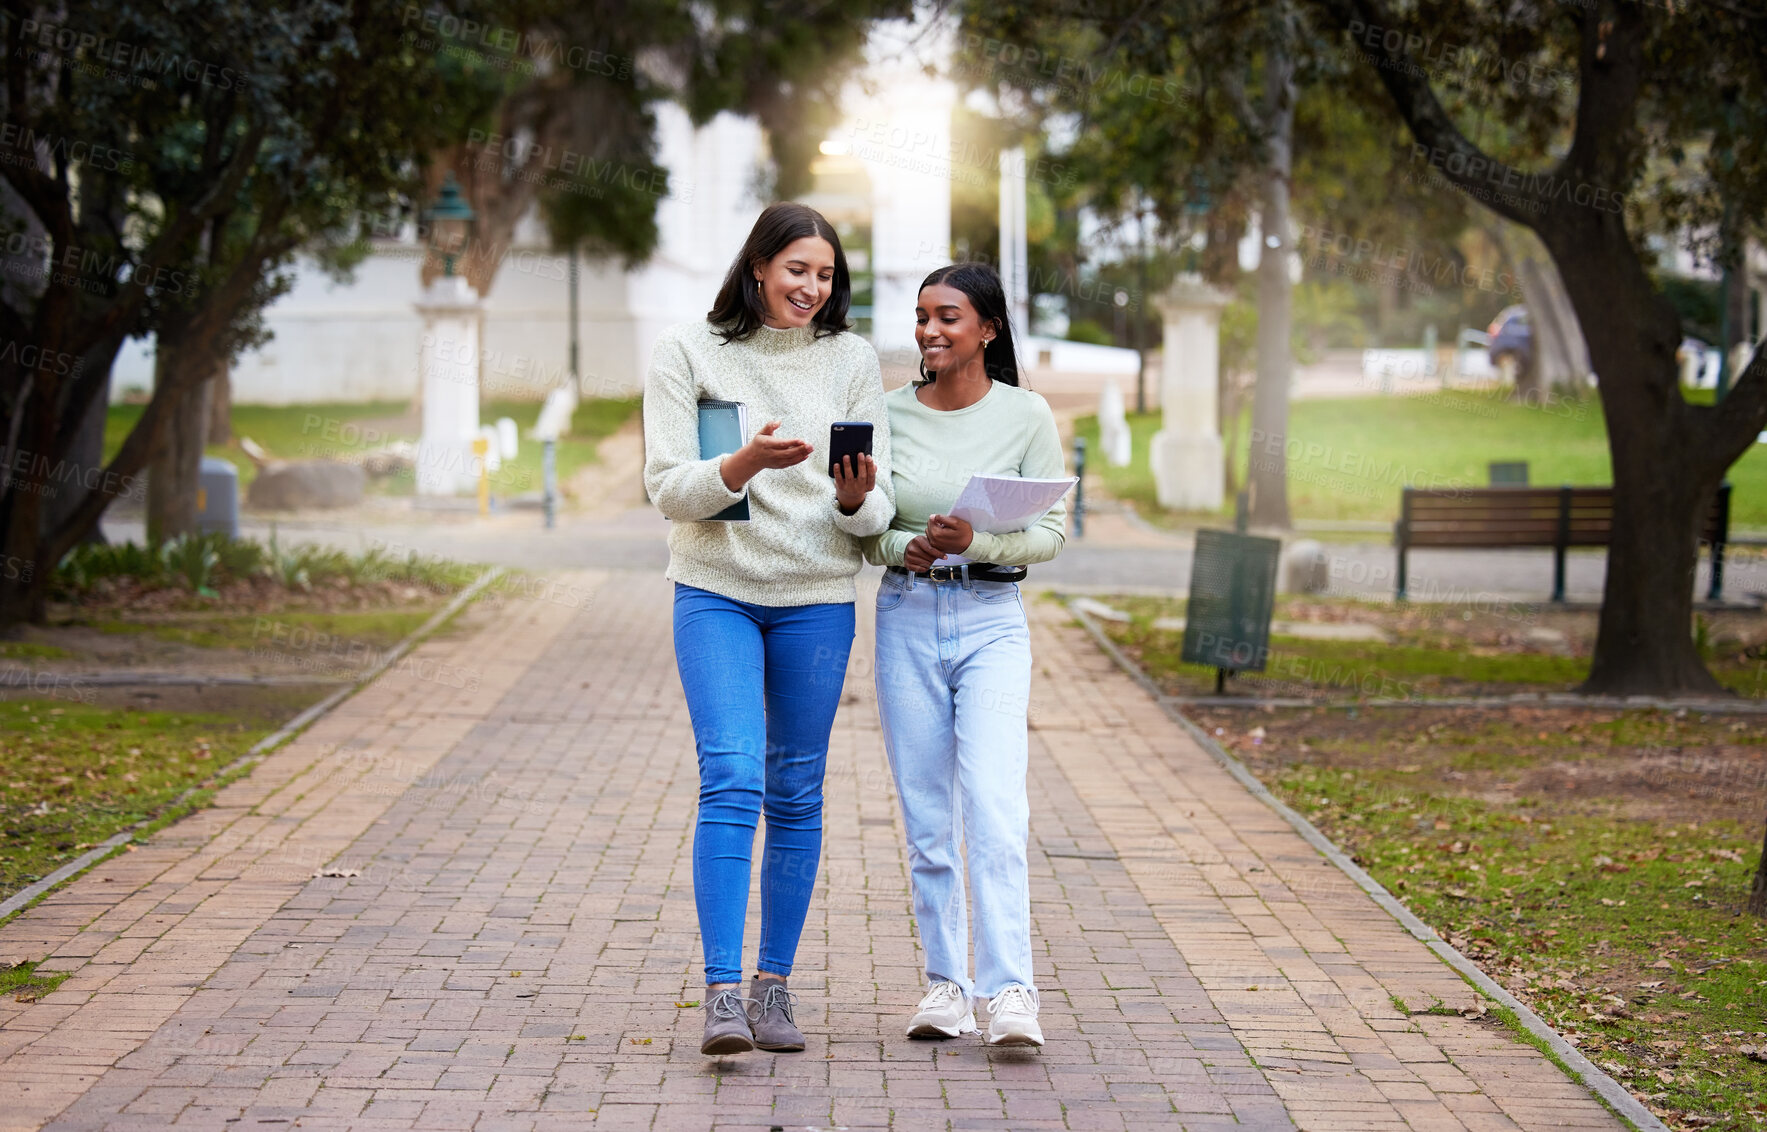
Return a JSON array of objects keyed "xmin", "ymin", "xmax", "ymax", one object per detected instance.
[{"xmin": 429, "ymin": 172, "xmax": 475, "ymax": 279}]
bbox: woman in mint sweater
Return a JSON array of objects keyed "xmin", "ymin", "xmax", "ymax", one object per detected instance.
[
  {"xmin": 862, "ymin": 263, "xmax": 1067, "ymax": 1047},
  {"xmin": 644, "ymin": 202, "xmax": 892, "ymax": 1055}
]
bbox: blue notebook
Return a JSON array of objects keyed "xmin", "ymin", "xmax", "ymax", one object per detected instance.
[{"xmin": 698, "ymin": 399, "xmax": 750, "ymax": 521}]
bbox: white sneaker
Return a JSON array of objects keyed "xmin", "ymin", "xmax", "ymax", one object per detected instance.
[
  {"xmin": 907, "ymin": 980, "xmax": 976, "ymax": 1039},
  {"xmin": 984, "ymin": 985, "xmax": 1043, "ymax": 1047}
]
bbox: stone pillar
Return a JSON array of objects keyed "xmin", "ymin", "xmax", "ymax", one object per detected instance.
[
  {"xmin": 999, "ymin": 147, "xmax": 1029, "ymax": 335},
  {"xmin": 415, "ymin": 275, "xmax": 483, "ymax": 496},
  {"xmin": 1151, "ymin": 274, "xmax": 1231, "ymax": 511},
  {"xmin": 862, "ymin": 80, "xmax": 955, "ymax": 365}
]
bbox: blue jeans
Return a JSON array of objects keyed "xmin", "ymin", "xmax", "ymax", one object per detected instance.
[
  {"xmin": 672, "ymin": 584, "xmax": 855, "ymax": 986},
  {"xmin": 873, "ymin": 570, "xmax": 1035, "ymax": 1000}
]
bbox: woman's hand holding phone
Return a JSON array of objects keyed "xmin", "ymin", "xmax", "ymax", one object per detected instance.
[
  {"xmin": 721, "ymin": 421, "xmax": 811, "ymax": 490},
  {"xmin": 832, "ymin": 453, "xmax": 876, "ymax": 513}
]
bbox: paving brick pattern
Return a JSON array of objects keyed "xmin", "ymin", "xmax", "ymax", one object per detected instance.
[{"xmin": 0, "ymin": 571, "xmax": 1619, "ymax": 1130}]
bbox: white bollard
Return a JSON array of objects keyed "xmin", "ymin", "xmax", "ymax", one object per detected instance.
[
  {"xmin": 1281, "ymin": 538, "xmax": 1329, "ymax": 594},
  {"xmin": 1099, "ymin": 380, "xmax": 1132, "ymax": 467}
]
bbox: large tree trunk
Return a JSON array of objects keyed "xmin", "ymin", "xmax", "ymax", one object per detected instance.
[
  {"xmin": 43, "ymin": 338, "xmax": 124, "ymax": 552},
  {"xmin": 145, "ymin": 337, "xmax": 219, "ymax": 547},
  {"xmin": 1548, "ymin": 223, "xmax": 1729, "ymax": 695},
  {"xmin": 0, "ymin": 388, "xmax": 56, "ymax": 627},
  {"xmin": 207, "ymin": 363, "xmax": 232, "ymax": 445},
  {"xmin": 1247, "ymin": 42, "xmax": 1296, "ymax": 530},
  {"xmin": 1330, "ymin": 0, "xmax": 1767, "ymax": 696},
  {"xmin": 145, "ymin": 387, "xmax": 212, "ymax": 547},
  {"xmin": 1580, "ymin": 418, "xmax": 1719, "ymax": 692}
]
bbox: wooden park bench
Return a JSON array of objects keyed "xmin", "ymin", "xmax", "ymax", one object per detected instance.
[{"xmin": 1395, "ymin": 484, "xmax": 1733, "ymax": 603}]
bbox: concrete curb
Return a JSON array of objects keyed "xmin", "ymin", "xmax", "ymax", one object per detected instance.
[
  {"xmin": 1063, "ymin": 598, "xmax": 1669, "ymax": 1132},
  {"xmin": 1162, "ymin": 692, "xmax": 1767, "ymax": 714},
  {"xmin": 0, "ymin": 567, "xmax": 505, "ymax": 922}
]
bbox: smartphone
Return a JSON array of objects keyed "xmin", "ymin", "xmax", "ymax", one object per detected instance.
[{"xmin": 828, "ymin": 421, "xmax": 874, "ymax": 477}]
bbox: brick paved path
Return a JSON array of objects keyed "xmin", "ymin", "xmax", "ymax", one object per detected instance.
[{"xmin": 0, "ymin": 572, "xmax": 1621, "ymax": 1130}]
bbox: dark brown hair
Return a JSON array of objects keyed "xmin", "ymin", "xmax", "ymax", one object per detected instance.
[{"xmin": 707, "ymin": 202, "xmax": 851, "ymax": 343}]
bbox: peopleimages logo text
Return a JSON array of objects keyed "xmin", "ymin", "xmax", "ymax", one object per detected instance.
[
  {"xmin": 18, "ymin": 20, "xmax": 243, "ymax": 90},
  {"xmin": 401, "ymin": 7, "xmax": 631, "ymax": 79},
  {"xmin": 1409, "ymin": 144, "xmax": 1624, "ymax": 214},
  {"xmin": 0, "ymin": 124, "xmax": 134, "ymax": 173}
]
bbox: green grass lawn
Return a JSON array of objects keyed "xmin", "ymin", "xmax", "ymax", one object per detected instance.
[
  {"xmin": 0, "ymin": 700, "xmax": 275, "ymax": 900},
  {"xmin": 1287, "ymin": 763, "xmax": 1766, "ymax": 1129},
  {"xmin": 105, "ymin": 396, "xmax": 641, "ymax": 496},
  {"xmin": 1188, "ymin": 706, "xmax": 1767, "ymax": 1131},
  {"xmin": 1077, "ymin": 390, "xmax": 1767, "ymax": 528},
  {"xmin": 106, "ymin": 400, "xmax": 407, "ymax": 491},
  {"xmin": 1094, "ymin": 594, "xmax": 1767, "ymax": 698},
  {"xmin": 481, "ymin": 396, "xmax": 641, "ymax": 499}
]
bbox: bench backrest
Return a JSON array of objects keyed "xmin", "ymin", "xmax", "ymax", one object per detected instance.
[{"xmin": 1399, "ymin": 486, "xmax": 1728, "ymax": 548}]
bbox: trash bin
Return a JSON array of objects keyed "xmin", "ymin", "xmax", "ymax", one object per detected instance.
[
  {"xmin": 197, "ymin": 456, "xmax": 239, "ymax": 538},
  {"xmin": 1181, "ymin": 528, "xmax": 1280, "ymax": 691}
]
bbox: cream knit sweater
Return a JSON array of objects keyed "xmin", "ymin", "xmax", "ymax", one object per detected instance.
[{"xmin": 642, "ymin": 320, "xmax": 894, "ymax": 606}]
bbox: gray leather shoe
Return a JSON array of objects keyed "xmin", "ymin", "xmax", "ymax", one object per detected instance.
[
  {"xmin": 747, "ymin": 977, "xmax": 805, "ymax": 1052},
  {"xmin": 700, "ymin": 984, "xmax": 755, "ymax": 1055}
]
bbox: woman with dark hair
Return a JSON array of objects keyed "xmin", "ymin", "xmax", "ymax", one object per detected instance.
[
  {"xmin": 644, "ymin": 201, "xmax": 893, "ymax": 1056},
  {"xmin": 862, "ymin": 262, "xmax": 1067, "ymax": 1047}
]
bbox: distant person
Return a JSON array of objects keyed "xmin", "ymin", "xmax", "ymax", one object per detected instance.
[
  {"xmin": 862, "ymin": 262, "xmax": 1068, "ymax": 1047},
  {"xmin": 643, "ymin": 202, "xmax": 893, "ymax": 1055}
]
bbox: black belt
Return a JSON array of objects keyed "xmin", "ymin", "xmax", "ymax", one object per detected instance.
[{"xmin": 888, "ymin": 563, "xmax": 1027, "ymax": 584}]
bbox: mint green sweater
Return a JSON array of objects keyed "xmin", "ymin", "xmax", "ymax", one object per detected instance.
[{"xmin": 862, "ymin": 380, "xmax": 1068, "ymax": 568}]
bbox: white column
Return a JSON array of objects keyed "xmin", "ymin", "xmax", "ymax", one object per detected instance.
[
  {"xmin": 1150, "ymin": 274, "xmax": 1232, "ymax": 511},
  {"xmin": 1000, "ymin": 147, "xmax": 1029, "ymax": 334},
  {"xmin": 415, "ymin": 275, "xmax": 484, "ymax": 496},
  {"xmin": 859, "ymin": 84, "xmax": 955, "ymax": 365}
]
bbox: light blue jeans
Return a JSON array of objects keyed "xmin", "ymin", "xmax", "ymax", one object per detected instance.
[{"xmin": 873, "ymin": 569, "xmax": 1034, "ymax": 1000}]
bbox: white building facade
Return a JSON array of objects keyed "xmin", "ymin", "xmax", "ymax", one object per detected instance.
[
  {"xmin": 114, "ymin": 15, "xmax": 1140, "ymax": 408},
  {"xmin": 113, "ymin": 105, "xmax": 771, "ymax": 406}
]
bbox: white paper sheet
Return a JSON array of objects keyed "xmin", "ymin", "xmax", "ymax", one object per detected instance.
[{"xmin": 933, "ymin": 474, "xmax": 1077, "ymax": 565}]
